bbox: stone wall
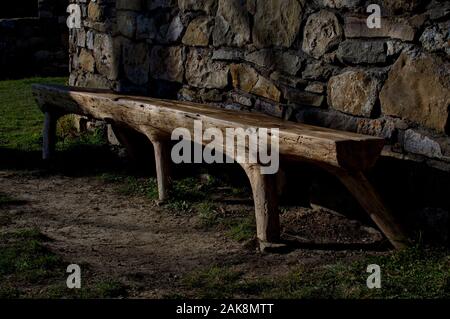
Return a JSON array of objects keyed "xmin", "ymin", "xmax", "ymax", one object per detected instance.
[
  {"xmin": 69, "ymin": 0, "xmax": 449, "ymax": 171},
  {"xmin": 69, "ymin": 0, "xmax": 450, "ymax": 242},
  {"xmin": 0, "ymin": 0, "xmax": 68, "ymax": 79}
]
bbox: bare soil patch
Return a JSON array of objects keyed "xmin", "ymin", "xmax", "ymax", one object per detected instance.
[{"xmin": 0, "ymin": 168, "xmax": 386, "ymax": 298}]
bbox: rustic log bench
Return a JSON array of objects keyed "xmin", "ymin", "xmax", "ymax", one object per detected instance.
[{"xmin": 32, "ymin": 84, "xmax": 409, "ymax": 251}]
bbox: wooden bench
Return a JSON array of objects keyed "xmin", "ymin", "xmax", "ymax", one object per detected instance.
[{"xmin": 32, "ymin": 84, "xmax": 409, "ymax": 251}]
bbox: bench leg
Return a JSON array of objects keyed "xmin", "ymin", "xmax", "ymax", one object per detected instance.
[
  {"xmin": 141, "ymin": 130, "xmax": 172, "ymax": 202},
  {"xmin": 42, "ymin": 111, "xmax": 58, "ymax": 161},
  {"xmin": 241, "ymin": 164, "xmax": 281, "ymax": 250},
  {"xmin": 152, "ymin": 140, "xmax": 172, "ymax": 202},
  {"xmin": 336, "ymin": 170, "xmax": 409, "ymax": 249}
]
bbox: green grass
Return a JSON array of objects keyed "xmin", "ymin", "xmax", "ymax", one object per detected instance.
[
  {"xmin": 0, "ymin": 228, "xmax": 129, "ymax": 299},
  {"xmin": 182, "ymin": 266, "xmax": 244, "ymax": 299},
  {"xmin": 56, "ymin": 125, "xmax": 108, "ymax": 151},
  {"xmin": 224, "ymin": 216, "xmax": 256, "ymax": 242},
  {"xmin": 41, "ymin": 279, "xmax": 128, "ymax": 299},
  {"xmin": 181, "ymin": 247, "xmax": 450, "ymax": 299},
  {"xmin": 0, "ymin": 229, "xmax": 62, "ymax": 283},
  {"xmin": 0, "ymin": 77, "xmax": 67, "ymax": 151},
  {"xmin": 101, "ymin": 173, "xmax": 218, "ymax": 213},
  {"xmin": 179, "ymin": 265, "xmax": 276, "ymax": 299},
  {"xmin": 196, "ymin": 202, "xmax": 219, "ymax": 227},
  {"xmin": 115, "ymin": 176, "xmax": 159, "ymax": 200},
  {"xmin": 0, "ymin": 77, "xmax": 108, "ymax": 160},
  {"xmin": 87, "ymin": 280, "xmax": 128, "ymax": 298},
  {"xmin": 261, "ymin": 247, "xmax": 450, "ymax": 299},
  {"xmin": 193, "ymin": 201, "xmax": 255, "ymax": 241},
  {"xmin": 357, "ymin": 247, "xmax": 450, "ymax": 299},
  {"xmin": 100, "ymin": 174, "xmax": 159, "ymax": 200}
]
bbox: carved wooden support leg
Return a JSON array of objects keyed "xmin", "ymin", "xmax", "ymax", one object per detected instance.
[
  {"xmin": 42, "ymin": 111, "xmax": 58, "ymax": 161},
  {"xmin": 143, "ymin": 130, "xmax": 172, "ymax": 202},
  {"xmin": 335, "ymin": 170, "xmax": 409, "ymax": 250},
  {"xmin": 152, "ymin": 139, "xmax": 172, "ymax": 202},
  {"xmin": 241, "ymin": 164, "xmax": 281, "ymax": 250}
]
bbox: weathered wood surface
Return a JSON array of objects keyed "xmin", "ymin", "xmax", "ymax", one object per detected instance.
[
  {"xmin": 334, "ymin": 170, "xmax": 409, "ymax": 249},
  {"xmin": 33, "ymin": 84, "xmax": 409, "ymax": 250},
  {"xmin": 33, "ymin": 84, "xmax": 384, "ymax": 172},
  {"xmin": 149, "ymin": 137, "xmax": 172, "ymax": 202},
  {"xmin": 241, "ymin": 163, "xmax": 280, "ymax": 244},
  {"xmin": 42, "ymin": 111, "xmax": 58, "ymax": 161}
]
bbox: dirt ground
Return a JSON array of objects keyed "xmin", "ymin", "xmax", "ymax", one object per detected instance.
[{"xmin": 0, "ymin": 168, "xmax": 386, "ymax": 298}]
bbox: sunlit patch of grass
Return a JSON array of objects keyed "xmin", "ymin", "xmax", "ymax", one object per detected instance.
[
  {"xmin": 196, "ymin": 202, "xmax": 219, "ymax": 227},
  {"xmin": 100, "ymin": 174, "xmax": 159, "ymax": 200},
  {"xmin": 0, "ymin": 77, "xmax": 109, "ymax": 172},
  {"xmin": 181, "ymin": 247, "xmax": 450, "ymax": 299},
  {"xmin": 224, "ymin": 215, "xmax": 256, "ymax": 242},
  {"xmin": 354, "ymin": 246, "xmax": 450, "ymax": 299},
  {"xmin": 192, "ymin": 202, "xmax": 256, "ymax": 242},
  {"xmin": 262, "ymin": 248, "xmax": 450, "ymax": 299},
  {"xmin": 117, "ymin": 177, "xmax": 159, "ymax": 200},
  {"xmin": 102, "ymin": 174, "xmax": 220, "ymax": 214},
  {"xmin": 0, "ymin": 77, "xmax": 67, "ymax": 152},
  {"xmin": 56, "ymin": 127, "xmax": 108, "ymax": 151}
]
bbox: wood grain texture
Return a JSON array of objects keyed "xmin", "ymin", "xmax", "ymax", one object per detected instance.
[
  {"xmin": 335, "ymin": 170, "xmax": 409, "ymax": 249},
  {"xmin": 42, "ymin": 111, "xmax": 58, "ymax": 161},
  {"xmin": 150, "ymin": 138, "xmax": 172, "ymax": 202},
  {"xmin": 241, "ymin": 163, "xmax": 280, "ymax": 244},
  {"xmin": 32, "ymin": 84, "xmax": 385, "ymax": 171}
]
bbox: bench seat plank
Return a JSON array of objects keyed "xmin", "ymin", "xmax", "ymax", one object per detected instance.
[{"xmin": 33, "ymin": 84, "xmax": 384, "ymax": 172}]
